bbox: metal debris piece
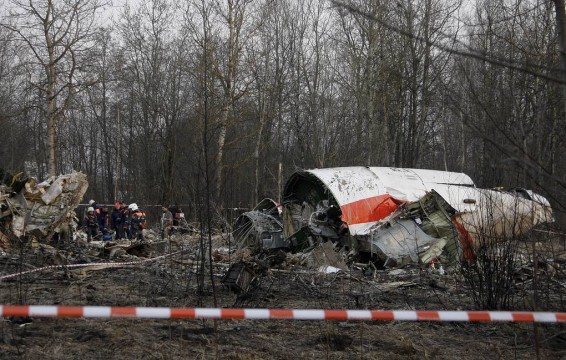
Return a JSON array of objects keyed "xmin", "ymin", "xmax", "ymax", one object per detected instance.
[
  {"xmin": 222, "ymin": 261, "xmax": 255, "ymax": 293},
  {"xmin": 304, "ymin": 241, "xmax": 348, "ymax": 271},
  {"xmin": 233, "ymin": 199, "xmax": 286, "ymax": 251},
  {"xmin": 0, "ymin": 171, "xmax": 88, "ymax": 245}
]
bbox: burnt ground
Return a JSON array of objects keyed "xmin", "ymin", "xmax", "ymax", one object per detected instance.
[{"xmin": 0, "ymin": 232, "xmax": 565, "ymax": 359}]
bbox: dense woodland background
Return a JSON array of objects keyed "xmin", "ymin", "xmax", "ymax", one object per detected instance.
[{"xmin": 1, "ymin": 0, "xmax": 565, "ymax": 226}]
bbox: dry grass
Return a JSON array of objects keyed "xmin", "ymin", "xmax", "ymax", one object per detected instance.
[{"xmin": 0, "ymin": 232, "xmax": 565, "ymax": 359}]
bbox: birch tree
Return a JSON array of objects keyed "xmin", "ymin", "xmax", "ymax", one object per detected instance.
[
  {"xmin": 1, "ymin": 0, "xmax": 107, "ymax": 177},
  {"xmin": 211, "ymin": 0, "xmax": 254, "ymax": 201}
]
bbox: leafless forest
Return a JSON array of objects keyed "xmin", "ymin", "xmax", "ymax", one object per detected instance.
[
  {"xmin": 1, "ymin": 1, "xmax": 566, "ymax": 359},
  {"xmin": 0, "ymin": 0, "xmax": 565, "ymax": 221}
]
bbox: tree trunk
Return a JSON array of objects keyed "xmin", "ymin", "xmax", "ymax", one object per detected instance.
[{"xmin": 215, "ymin": 103, "xmax": 229, "ymax": 200}]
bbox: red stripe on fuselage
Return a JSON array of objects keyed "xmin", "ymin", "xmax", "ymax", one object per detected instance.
[
  {"xmin": 452, "ymin": 216, "xmax": 475, "ymax": 260},
  {"xmin": 340, "ymin": 194, "xmax": 403, "ymax": 225}
]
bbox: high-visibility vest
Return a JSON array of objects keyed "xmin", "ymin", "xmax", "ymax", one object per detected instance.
[{"xmin": 131, "ymin": 210, "xmax": 146, "ymax": 229}]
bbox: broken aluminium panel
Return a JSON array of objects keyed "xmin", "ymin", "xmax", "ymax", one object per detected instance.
[
  {"xmin": 234, "ymin": 167, "xmax": 553, "ymax": 267},
  {"xmin": 0, "ymin": 171, "xmax": 89, "ymax": 246},
  {"xmin": 232, "ymin": 198, "xmax": 287, "ymax": 251},
  {"xmin": 281, "ymin": 167, "xmax": 472, "ymax": 262},
  {"xmin": 282, "ymin": 167, "xmax": 553, "ymax": 265}
]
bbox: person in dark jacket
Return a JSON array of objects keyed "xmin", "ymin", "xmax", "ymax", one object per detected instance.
[
  {"xmin": 120, "ymin": 203, "xmax": 131, "ymax": 239},
  {"xmin": 168, "ymin": 205, "xmax": 180, "ymax": 226},
  {"xmin": 97, "ymin": 207, "xmax": 110, "ymax": 232},
  {"xmin": 128, "ymin": 203, "xmax": 146, "ymax": 241},
  {"xmin": 111, "ymin": 202, "xmax": 125, "ymax": 240},
  {"xmin": 83, "ymin": 206, "xmax": 99, "ymax": 241}
]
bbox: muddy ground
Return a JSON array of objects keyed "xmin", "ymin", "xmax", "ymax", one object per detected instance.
[{"xmin": 0, "ymin": 232, "xmax": 565, "ymax": 359}]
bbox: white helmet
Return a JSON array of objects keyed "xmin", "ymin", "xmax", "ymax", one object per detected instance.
[
  {"xmin": 88, "ymin": 199, "xmax": 95, "ymax": 205},
  {"xmin": 128, "ymin": 203, "xmax": 138, "ymax": 211},
  {"xmin": 87, "ymin": 207, "xmax": 95, "ymax": 212}
]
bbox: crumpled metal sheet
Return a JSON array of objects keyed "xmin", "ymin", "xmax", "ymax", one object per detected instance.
[
  {"xmin": 233, "ymin": 209, "xmax": 286, "ymax": 250},
  {"xmin": 282, "ymin": 167, "xmax": 553, "ymax": 265},
  {"xmin": 1, "ymin": 172, "xmax": 88, "ymax": 240},
  {"xmin": 363, "ymin": 219, "xmax": 436, "ymax": 266}
]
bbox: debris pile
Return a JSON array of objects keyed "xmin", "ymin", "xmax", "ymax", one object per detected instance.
[
  {"xmin": 232, "ymin": 167, "xmax": 554, "ymax": 271},
  {"xmin": 0, "ymin": 170, "xmax": 88, "ymax": 250},
  {"xmin": 0, "ymin": 166, "xmax": 556, "ymax": 304}
]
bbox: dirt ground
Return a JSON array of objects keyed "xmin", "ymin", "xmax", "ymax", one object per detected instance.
[{"xmin": 0, "ymin": 232, "xmax": 565, "ymax": 359}]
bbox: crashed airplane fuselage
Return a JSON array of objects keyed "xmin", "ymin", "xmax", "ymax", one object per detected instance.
[{"xmin": 234, "ymin": 167, "xmax": 553, "ymax": 266}]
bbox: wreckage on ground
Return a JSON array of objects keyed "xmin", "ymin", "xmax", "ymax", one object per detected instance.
[
  {"xmin": 0, "ymin": 170, "xmax": 88, "ymax": 250},
  {"xmin": 233, "ymin": 167, "xmax": 553, "ymax": 268}
]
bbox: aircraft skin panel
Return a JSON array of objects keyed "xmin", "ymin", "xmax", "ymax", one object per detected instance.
[
  {"xmin": 339, "ymin": 194, "xmax": 401, "ymax": 225},
  {"xmin": 251, "ymin": 166, "xmax": 554, "ymax": 260},
  {"xmin": 305, "ymin": 167, "xmax": 385, "ymax": 205},
  {"xmin": 306, "ymin": 167, "xmax": 479, "ymax": 234},
  {"xmin": 369, "ymin": 167, "xmax": 475, "ymax": 187}
]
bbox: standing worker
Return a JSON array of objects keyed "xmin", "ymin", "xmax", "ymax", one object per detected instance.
[
  {"xmin": 97, "ymin": 207, "xmax": 110, "ymax": 232},
  {"xmin": 128, "ymin": 203, "xmax": 146, "ymax": 241},
  {"xmin": 169, "ymin": 204, "xmax": 180, "ymax": 226},
  {"xmin": 161, "ymin": 206, "xmax": 173, "ymax": 240},
  {"xmin": 120, "ymin": 203, "xmax": 131, "ymax": 239},
  {"xmin": 88, "ymin": 200, "xmax": 100, "ymax": 214},
  {"xmin": 83, "ymin": 206, "xmax": 99, "ymax": 241},
  {"xmin": 111, "ymin": 202, "xmax": 125, "ymax": 240}
]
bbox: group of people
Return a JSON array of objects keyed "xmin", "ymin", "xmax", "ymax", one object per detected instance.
[
  {"xmin": 160, "ymin": 205, "xmax": 187, "ymax": 239},
  {"xmin": 82, "ymin": 200, "xmax": 146, "ymax": 241}
]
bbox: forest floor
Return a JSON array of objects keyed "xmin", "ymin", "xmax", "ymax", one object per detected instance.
[{"xmin": 0, "ymin": 231, "xmax": 565, "ymax": 359}]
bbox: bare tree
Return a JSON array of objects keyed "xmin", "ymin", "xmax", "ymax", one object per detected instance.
[
  {"xmin": 211, "ymin": 0, "xmax": 254, "ymax": 202},
  {"xmin": 1, "ymin": 0, "xmax": 107, "ymax": 177},
  {"xmin": 0, "ymin": 24, "xmax": 31, "ymax": 171},
  {"xmin": 334, "ymin": 0, "xmax": 391, "ymax": 165},
  {"xmin": 247, "ymin": 0, "xmax": 301, "ymax": 203}
]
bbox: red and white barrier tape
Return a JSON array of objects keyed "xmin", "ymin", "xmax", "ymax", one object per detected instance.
[
  {"xmin": 0, "ymin": 250, "xmax": 183, "ymax": 281},
  {"xmin": 1, "ymin": 306, "xmax": 565, "ymax": 323}
]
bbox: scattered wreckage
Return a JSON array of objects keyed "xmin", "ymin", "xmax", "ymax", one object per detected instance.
[
  {"xmin": 233, "ymin": 167, "xmax": 554, "ymax": 270},
  {"xmin": 0, "ymin": 170, "xmax": 88, "ymax": 250},
  {"xmin": 0, "ymin": 166, "xmax": 554, "ymax": 289}
]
